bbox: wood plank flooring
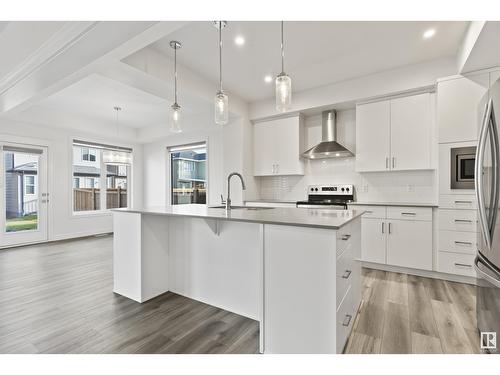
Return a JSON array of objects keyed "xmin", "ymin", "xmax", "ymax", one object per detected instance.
[
  {"xmin": 345, "ymin": 268, "xmax": 480, "ymax": 354},
  {"xmin": 0, "ymin": 235, "xmax": 259, "ymax": 354},
  {"xmin": 0, "ymin": 236, "xmax": 479, "ymax": 354}
]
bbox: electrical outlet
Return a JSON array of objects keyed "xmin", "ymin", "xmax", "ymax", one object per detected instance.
[{"xmin": 363, "ymin": 185, "xmax": 369, "ymax": 193}]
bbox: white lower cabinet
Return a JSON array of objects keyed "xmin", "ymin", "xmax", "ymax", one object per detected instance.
[
  {"xmin": 361, "ymin": 218, "xmax": 386, "ymax": 263},
  {"xmin": 264, "ymin": 219, "xmax": 361, "ymax": 353},
  {"xmin": 437, "ymin": 251, "xmax": 476, "ymax": 277},
  {"xmin": 386, "ymin": 220, "xmax": 432, "ymax": 270},
  {"xmin": 352, "ymin": 205, "xmax": 433, "ymax": 271}
]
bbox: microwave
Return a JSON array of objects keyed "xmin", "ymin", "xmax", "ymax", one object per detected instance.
[{"xmin": 451, "ymin": 146, "xmax": 476, "ymax": 189}]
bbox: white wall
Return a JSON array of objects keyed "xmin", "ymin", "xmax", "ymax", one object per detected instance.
[
  {"xmin": 0, "ymin": 118, "xmax": 143, "ymax": 242},
  {"xmin": 257, "ymin": 108, "xmax": 438, "ymax": 204}
]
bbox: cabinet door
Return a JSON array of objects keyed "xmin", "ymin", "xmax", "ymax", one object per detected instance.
[
  {"xmin": 386, "ymin": 220, "xmax": 432, "ymax": 270},
  {"xmin": 361, "ymin": 218, "xmax": 386, "ymax": 264},
  {"xmin": 253, "ymin": 121, "xmax": 276, "ymax": 176},
  {"xmin": 355, "ymin": 100, "xmax": 391, "ymax": 172},
  {"xmin": 437, "ymin": 74, "xmax": 489, "ymax": 143},
  {"xmin": 390, "ymin": 93, "xmax": 432, "ymax": 170},
  {"xmin": 272, "ymin": 116, "xmax": 304, "ymax": 175}
]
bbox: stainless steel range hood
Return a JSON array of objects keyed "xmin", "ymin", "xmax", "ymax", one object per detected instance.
[{"xmin": 302, "ymin": 110, "xmax": 354, "ymax": 159}]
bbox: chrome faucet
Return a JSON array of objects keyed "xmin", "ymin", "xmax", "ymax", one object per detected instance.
[{"xmin": 224, "ymin": 172, "xmax": 246, "ymax": 210}]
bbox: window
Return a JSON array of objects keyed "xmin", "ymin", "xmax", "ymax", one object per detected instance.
[
  {"xmin": 24, "ymin": 175, "xmax": 36, "ymax": 195},
  {"xmin": 73, "ymin": 141, "xmax": 132, "ymax": 213},
  {"xmin": 81, "ymin": 147, "xmax": 96, "ymax": 162},
  {"xmin": 168, "ymin": 142, "xmax": 207, "ymax": 205}
]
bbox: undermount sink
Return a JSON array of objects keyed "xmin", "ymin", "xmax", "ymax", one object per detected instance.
[{"xmin": 209, "ymin": 205, "xmax": 275, "ymax": 210}]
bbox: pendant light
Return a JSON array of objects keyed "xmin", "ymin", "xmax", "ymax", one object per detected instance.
[
  {"xmin": 214, "ymin": 21, "xmax": 228, "ymax": 125},
  {"xmin": 113, "ymin": 106, "xmax": 122, "ymax": 136},
  {"xmin": 276, "ymin": 21, "xmax": 292, "ymax": 112},
  {"xmin": 170, "ymin": 40, "xmax": 182, "ymax": 133}
]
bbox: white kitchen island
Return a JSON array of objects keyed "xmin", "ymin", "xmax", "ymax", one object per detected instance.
[{"xmin": 112, "ymin": 204, "xmax": 363, "ymax": 354}]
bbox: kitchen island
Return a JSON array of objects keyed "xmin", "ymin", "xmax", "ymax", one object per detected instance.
[{"xmin": 112, "ymin": 204, "xmax": 363, "ymax": 354}]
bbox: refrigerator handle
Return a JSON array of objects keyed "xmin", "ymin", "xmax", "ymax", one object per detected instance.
[
  {"xmin": 475, "ymin": 253, "xmax": 500, "ymax": 288},
  {"xmin": 488, "ymin": 103, "xmax": 500, "ymax": 240},
  {"xmin": 476, "ymin": 99, "xmax": 493, "ymax": 251}
]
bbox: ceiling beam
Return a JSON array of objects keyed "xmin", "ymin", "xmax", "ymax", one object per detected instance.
[{"xmin": 0, "ymin": 21, "xmax": 188, "ymax": 115}]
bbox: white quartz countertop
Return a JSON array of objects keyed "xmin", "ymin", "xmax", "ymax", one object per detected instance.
[
  {"xmin": 347, "ymin": 201, "xmax": 438, "ymax": 208},
  {"xmin": 113, "ymin": 204, "xmax": 364, "ymax": 229}
]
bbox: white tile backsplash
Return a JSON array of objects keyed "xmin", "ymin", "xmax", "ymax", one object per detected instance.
[{"xmin": 257, "ymin": 110, "xmax": 438, "ymax": 204}]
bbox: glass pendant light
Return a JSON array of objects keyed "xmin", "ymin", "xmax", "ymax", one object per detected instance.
[
  {"xmin": 170, "ymin": 40, "xmax": 182, "ymax": 133},
  {"xmin": 214, "ymin": 21, "xmax": 228, "ymax": 125},
  {"xmin": 276, "ymin": 21, "xmax": 292, "ymax": 112}
]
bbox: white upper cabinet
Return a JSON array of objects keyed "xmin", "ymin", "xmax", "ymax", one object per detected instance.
[
  {"xmin": 437, "ymin": 73, "xmax": 489, "ymax": 143},
  {"xmin": 390, "ymin": 93, "xmax": 432, "ymax": 171},
  {"xmin": 355, "ymin": 92, "xmax": 433, "ymax": 172},
  {"xmin": 355, "ymin": 100, "xmax": 390, "ymax": 172},
  {"xmin": 253, "ymin": 115, "xmax": 304, "ymax": 176}
]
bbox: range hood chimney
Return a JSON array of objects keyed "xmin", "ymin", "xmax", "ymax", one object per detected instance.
[{"xmin": 302, "ymin": 110, "xmax": 354, "ymax": 159}]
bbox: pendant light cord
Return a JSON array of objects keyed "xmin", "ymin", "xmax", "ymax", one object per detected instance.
[
  {"xmin": 174, "ymin": 44, "xmax": 178, "ymax": 103},
  {"xmin": 281, "ymin": 21, "xmax": 285, "ymax": 73},
  {"xmin": 219, "ymin": 22, "xmax": 223, "ymax": 92}
]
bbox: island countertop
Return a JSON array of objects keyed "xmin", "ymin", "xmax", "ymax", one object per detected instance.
[{"xmin": 113, "ymin": 204, "xmax": 364, "ymax": 230}]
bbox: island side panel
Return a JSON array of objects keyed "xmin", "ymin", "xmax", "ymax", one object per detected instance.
[
  {"xmin": 141, "ymin": 214, "xmax": 170, "ymax": 301},
  {"xmin": 167, "ymin": 217, "xmax": 262, "ymax": 320},
  {"xmin": 263, "ymin": 224, "xmax": 337, "ymax": 354},
  {"xmin": 113, "ymin": 211, "xmax": 142, "ymax": 302}
]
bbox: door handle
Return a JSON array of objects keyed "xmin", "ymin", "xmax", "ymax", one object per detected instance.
[
  {"xmin": 392, "ymin": 157, "xmax": 395, "ymax": 169},
  {"xmin": 388, "ymin": 222, "xmax": 392, "ymax": 234},
  {"xmin": 341, "ymin": 234, "xmax": 351, "ymax": 241},
  {"xmin": 382, "ymin": 222, "xmax": 385, "ymax": 234},
  {"xmin": 385, "ymin": 157, "xmax": 389, "ymax": 169},
  {"xmin": 342, "ymin": 314, "xmax": 353, "ymax": 327},
  {"xmin": 342, "ymin": 270, "xmax": 352, "ymax": 279}
]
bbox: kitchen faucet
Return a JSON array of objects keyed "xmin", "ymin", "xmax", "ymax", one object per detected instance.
[{"xmin": 223, "ymin": 172, "xmax": 246, "ymax": 210}]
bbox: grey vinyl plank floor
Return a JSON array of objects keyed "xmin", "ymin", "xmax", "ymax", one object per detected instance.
[
  {"xmin": 345, "ymin": 268, "xmax": 480, "ymax": 354},
  {"xmin": 0, "ymin": 235, "xmax": 259, "ymax": 354},
  {"xmin": 0, "ymin": 236, "xmax": 479, "ymax": 354}
]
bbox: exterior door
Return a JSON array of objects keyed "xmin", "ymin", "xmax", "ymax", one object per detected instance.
[{"xmin": 0, "ymin": 143, "xmax": 48, "ymax": 247}]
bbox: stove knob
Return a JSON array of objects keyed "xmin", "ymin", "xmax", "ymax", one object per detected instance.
[
  {"xmin": 310, "ymin": 188, "xmax": 314, "ymax": 191},
  {"xmin": 346, "ymin": 187, "xmax": 350, "ymax": 192},
  {"xmin": 315, "ymin": 188, "xmax": 319, "ymax": 191},
  {"xmin": 341, "ymin": 188, "xmax": 345, "ymax": 192}
]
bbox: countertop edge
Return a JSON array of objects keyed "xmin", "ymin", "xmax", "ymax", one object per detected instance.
[{"xmin": 347, "ymin": 202, "xmax": 438, "ymax": 208}]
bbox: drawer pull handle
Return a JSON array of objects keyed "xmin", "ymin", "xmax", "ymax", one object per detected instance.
[
  {"xmin": 454, "ymin": 219, "xmax": 472, "ymax": 223},
  {"xmin": 342, "ymin": 270, "xmax": 352, "ymax": 279},
  {"xmin": 401, "ymin": 212, "xmax": 416, "ymax": 216},
  {"xmin": 454, "ymin": 262, "xmax": 472, "ymax": 268},
  {"xmin": 364, "ymin": 210, "xmax": 373, "ymax": 214},
  {"xmin": 454, "ymin": 241, "xmax": 472, "ymax": 246},
  {"xmin": 342, "ymin": 314, "xmax": 353, "ymax": 327},
  {"xmin": 454, "ymin": 200, "xmax": 472, "ymax": 204},
  {"xmin": 382, "ymin": 222, "xmax": 385, "ymax": 234},
  {"xmin": 341, "ymin": 234, "xmax": 351, "ymax": 241}
]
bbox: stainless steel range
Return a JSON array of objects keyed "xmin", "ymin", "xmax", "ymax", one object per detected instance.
[{"xmin": 296, "ymin": 184, "xmax": 354, "ymax": 209}]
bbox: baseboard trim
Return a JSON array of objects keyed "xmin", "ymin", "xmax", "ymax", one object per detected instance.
[
  {"xmin": 361, "ymin": 261, "xmax": 478, "ymax": 285},
  {"xmin": 0, "ymin": 232, "xmax": 113, "ymax": 250}
]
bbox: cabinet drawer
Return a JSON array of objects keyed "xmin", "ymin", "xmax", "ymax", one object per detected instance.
[
  {"xmin": 336, "ymin": 286, "xmax": 355, "ymax": 354},
  {"xmin": 336, "ymin": 247, "xmax": 354, "ymax": 308},
  {"xmin": 387, "ymin": 206, "xmax": 432, "ymax": 221},
  {"xmin": 438, "ymin": 230, "xmax": 477, "ymax": 255},
  {"xmin": 336, "ymin": 223, "xmax": 352, "ymax": 256},
  {"xmin": 438, "ymin": 209, "xmax": 478, "ymax": 232},
  {"xmin": 348, "ymin": 205, "xmax": 386, "ymax": 219},
  {"xmin": 439, "ymin": 194, "xmax": 477, "ymax": 210},
  {"xmin": 438, "ymin": 251, "xmax": 476, "ymax": 277}
]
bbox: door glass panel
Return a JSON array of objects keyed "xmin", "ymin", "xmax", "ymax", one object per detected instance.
[
  {"xmin": 170, "ymin": 144, "xmax": 207, "ymax": 205},
  {"xmin": 3, "ymin": 150, "xmax": 39, "ymax": 232}
]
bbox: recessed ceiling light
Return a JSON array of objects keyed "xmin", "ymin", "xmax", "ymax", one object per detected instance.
[
  {"xmin": 264, "ymin": 75, "xmax": 273, "ymax": 83},
  {"xmin": 423, "ymin": 28, "xmax": 436, "ymax": 39},
  {"xmin": 234, "ymin": 36, "xmax": 245, "ymax": 46}
]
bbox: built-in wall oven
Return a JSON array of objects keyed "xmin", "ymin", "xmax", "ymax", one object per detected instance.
[{"xmin": 451, "ymin": 146, "xmax": 476, "ymax": 189}]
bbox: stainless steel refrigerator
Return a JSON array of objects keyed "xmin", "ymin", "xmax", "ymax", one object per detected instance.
[{"xmin": 475, "ymin": 76, "xmax": 500, "ymax": 352}]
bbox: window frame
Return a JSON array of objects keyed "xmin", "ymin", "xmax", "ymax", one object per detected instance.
[
  {"xmin": 24, "ymin": 175, "xmax": 36, "ymax": 195},
  {"xmin": 72, "ymin": 141, "xmax": 132, "ymax": 216}
]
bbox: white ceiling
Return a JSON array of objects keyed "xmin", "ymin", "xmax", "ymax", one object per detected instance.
[
  {"xmin": 0, "ymin": 21, "xmax": 67, "ymax": 86},
  {"xmin": 35, "ymin": 73, "xmax": 171, "ymax": 129},
  {"xmin": 152, "ymin": 21, "xmax": 469, "ymax": 102}
]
